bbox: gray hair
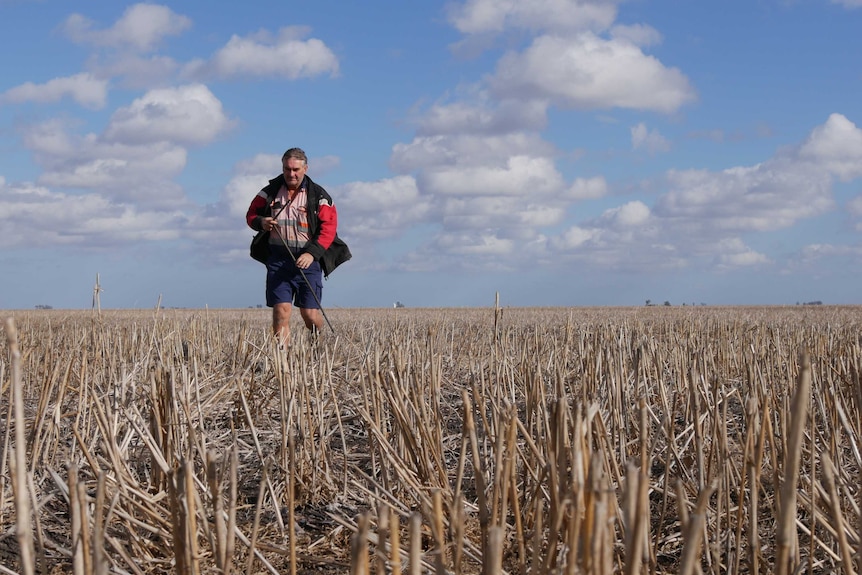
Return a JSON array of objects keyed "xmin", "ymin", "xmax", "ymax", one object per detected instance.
[{"xmin": 282, "ymin": 147, "xmax": 308, "ymax": 165}]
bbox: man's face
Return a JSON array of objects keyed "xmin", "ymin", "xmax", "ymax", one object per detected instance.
[{"xmin": 283, "ymin": 157, "xmax": 308, "ymax": 190}]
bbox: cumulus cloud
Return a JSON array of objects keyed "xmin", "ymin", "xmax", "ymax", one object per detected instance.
[
  {"xmin": 0, "ymin": 178, "xmax": 188, "ymax": 249},
  {"xmin": 367, "ymin": 4, "xmax": 856, "ymax": 276},
  {"xmin": 438, "ymin": 232, "xmax": 514, "ymax": 256},
  {"xmin": 386, "ymin": 130, "xmax": 601, "ymax": 260},
  {"xmin": 797, "ymin": 113, "xmax": 862, "ymax": 181},
  {"xmin": 602, "ymin": 200, "xmax": 651, "ymax": 228},
  {"xmin": 104, "ymin": 84, "xmax": 235, "ymax": 145},
  {"xmin": 420, "ymin": 155, "xmax": 564, "ymax": 196},
  {"xmin": 797, "ymin": 244, "xmax": 862, "ymax": 263},
  {"xmin": 447, "ymin": 0, "xmax": 619, "ymax": 35},
  {"xmin": 336, "ymin": 176, "xmax": 435, "ymax": 239},
  {"xmin": 537, "ymin": 114, "xmax": 862, "ymax": 273},
  {"xmin": 22, "ymin": 118, "xmax": 188, "ymax": 206},
  {"xmin": 416, "ymin": 98, "xmax": 549, "ymax": 136},
  {"xmin": 187, "ymin": 27, "xmax": 339, "ymax": 80},
  {"xmin": 631, "ymin": 122, "xmax": 671, "ymax": 154},
  {"xmin": 565, "ymin": 176, "xmax": 608, "ymax": 200},
  {"xmin": 384, "ymin": 125, "xmax": 589, "ymax": 262},
  {"xmin": 372, "ymin": 0, "xmax": 695, "ymax": 273},
  {"xmin": 718, "ymin": 250, "xmax": 769, "ymax": 267},
  {"xmin": 657, "ymin": 161, "xmax": 834, "ymax": 232},
  {"xmin": 546, "ymin": 202, "xmax": 670, "ymax": 270},
  {"xmin": 711, "ymin": 238, "xmax": 770, "ymax": 268},
  {"xmin": 849, "ymin": 195, "xmax": 862, "ymax": 232},
  {"xmin": 490, "ymin": 33, "xmax": 696, "ymax": 113},
  {"xmin": 652, "ymin": 115, "xmax": 862, "ymax": 236},
  {"xmin": 610, "ymin": 23, "xmax": 663, "ymax": 47},
  {"xmin": 441, "ymin": 195, "xmax": 565, "ymax": 230},
  {"xmin": 552, "ymin": 225, "xmax": 595, "ymax": 249},
  {"xmin": 220, "ymin": 154, "xmax": 280, "ymax": 218},
  {"xmin": 62, "ymin": 3, "xmax": 191, "ymax": 52},
  {"xmin": 391, "ymin": 133, "xmax": 556, "ymax": 172},
  {"xmin": 0, "ymin": 73, "xmax": 108, "ymax": 109},
  {"xmin": 87, "ymin": 54, "xmax": 181, "ymax": 90}
]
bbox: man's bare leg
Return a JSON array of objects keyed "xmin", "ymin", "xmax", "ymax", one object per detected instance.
[
  {"xmin": 299, "ymin": 307, "xmax": 324, "ymax": 333},
  {"xmin": 273, "ymin": 303, "xmax": 292, "ymax": 347}
]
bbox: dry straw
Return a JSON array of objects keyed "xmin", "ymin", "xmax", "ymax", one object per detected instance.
[{"xmin": 2, "ymin": 305, "xmax": 861, "ymax": 574}]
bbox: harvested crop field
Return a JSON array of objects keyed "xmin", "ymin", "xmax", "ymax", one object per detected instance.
[{"xmin": 2, "ymin": 305, "xmax": 861, "ymax": 574}]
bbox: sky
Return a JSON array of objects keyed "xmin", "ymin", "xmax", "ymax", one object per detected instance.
[{"xmin": 1, "ymin": 0, "xmax": 861, "ymax": 310}]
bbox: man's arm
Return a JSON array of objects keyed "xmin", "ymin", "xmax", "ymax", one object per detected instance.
[
  {"xmin": 246, "ymin": 192, "xmax": 269, "ymax": 231},
  {"xmin": 316, "ymin": 199, "xmax": 337, "ymax": 250},
  {"xmin": 302, "ymin": 198, "xmax": 338, "ymax": 262}
]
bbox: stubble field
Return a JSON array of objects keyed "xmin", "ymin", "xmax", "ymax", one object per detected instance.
[{"xmin": 1, "ymin": 305, "xmax": 861, "ymax": 574}]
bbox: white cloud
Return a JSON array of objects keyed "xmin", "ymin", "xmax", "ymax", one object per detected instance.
[
  {"xmin": 602, "ymin": 200, "xmax": 651, "ymax": 228},
  {"xmin": 447, "ymin": 0, "xmax": 618, "ymax": 35},
  {"xmin": 831, "ymin": 0, "xmax": 862, "ymax": 7},
  {"xmin": 63, "ymin": 3, "xmax": 191, "ymax": 52},
  {"xmin": 22, "ymin": 119, "xmax": 188, "ymax": 205},
  {"xmin": 194, "ymin": 27, "xmax": 339, "ymax": 79},
  {"xmin": 490, "ymin": 33, "xmax": 696, "ymax": 113},
  {"xmin": 656, "ymin": 157, "xmax": 835, "ymax": 233},
  {"xmin": 336, "ymin": 176, "xmax": 434, "ymax": 239},
  {"xmin": 553, "ymin": 225, "xmax": 595, "ymax": 249},
  {"xmin": 310, "ymin": 155, "xmax": 341, "ymax": 175},
  {"xmin": 87, "ymin": 54, "xmax": 181, "ymax": 90},
  {"xmin": 0, "ymin": 73, "xmax": 108, "ymax": 109},
  {"xmin": 38, "ymin": 141, "xmax": 188, "ymax": 196},
  {"xmin": 0, "ymin": 179, "xmax": 187, "ymax": 249},
  {"xmin": 610, "ymin": 24, "xmax": 662, "ymax": 47},
  {"xmin": 417, "ymin": 98, "xmax": 549, "ymax": 136},
  {"xmin": 397, "ymin": 233, "xmax": 518, "ymax": 272},
  {"xmin": 437, "ymin": 233, "xmax": 514, "ymax": 256},
  {"xmin": 565, "ymin": 176, "xmax": 607, "ymax": 200},
  {"xmin": 234, "ymin": 153, "xmax": 282, "ymax": 175},
  {"xmin": 718, "ymin": 250, "xmax": 769, "ymax": 267},
  {"xmin": 223, "ymin": 175, "xmax": 271, "ymax": 219},
  {"xmin": 539, "ymin": 115, "xmax": 862, "ymax": 272},
  {"xmin": 797, "ymin": 113, "xmax": 862, "ymax": 181},
  {"xmin": 797, "ymin": 243, "xmax": 862, "ymax": 264},
  {"xmin": 631, "ymin": 122, "xmax": 671, "ymax": 154},
  {"xmin": 713, "ymin": 238, "xmax": 770, "ymax": 268},
  {"xmin": 652, "ymin": 115, "xmax": 862, "ymax": 238},
  {"xmin": 391, "ymin": 133, "xmax": 556, "ymax": 172},
  {"xmin": 421, "ymin": 155, "xmax": 564, "ymax": 197},
  {"xmin": 104, "ymin": 84, "xmax": 235, "ymax": 145},
  {"xmin": 441, "ymin": 196, "xmax": 566, "ymax": 230}
]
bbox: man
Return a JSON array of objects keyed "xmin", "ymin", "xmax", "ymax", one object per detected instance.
[{"xmin": 246, "ymin": 148, "xmax": 339, "ymax": 345}]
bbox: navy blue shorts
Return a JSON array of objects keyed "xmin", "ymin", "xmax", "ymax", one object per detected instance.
[{"xmin": 265, "ymin": 250, "xmax": 323, "ymax": 309}]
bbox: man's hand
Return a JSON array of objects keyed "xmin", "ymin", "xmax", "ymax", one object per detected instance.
[{"xmin": 296, "ymin": 253, "xmax": 314, "ymax": 269}]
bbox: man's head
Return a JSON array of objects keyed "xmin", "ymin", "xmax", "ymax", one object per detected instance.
[{"xmin": 282, "ymin": 148, "xmax": 308, "ymax": 191}]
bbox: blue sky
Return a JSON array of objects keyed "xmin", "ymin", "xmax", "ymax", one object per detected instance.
[{"xmin": 1, "ymin": 0, "xmax": 861, "ymax": 309}]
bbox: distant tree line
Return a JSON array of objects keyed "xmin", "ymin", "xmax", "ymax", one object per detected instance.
[
  {"xmin": 644, "ymin": 300, "xmax": 826, "ymax": 307},
  {"xmin": 645, "ymin": 300, "xmax": 707, "ymax": 307}
]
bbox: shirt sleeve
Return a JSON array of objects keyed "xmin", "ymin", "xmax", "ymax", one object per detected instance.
[
  {"xmin": 246, "ymin": 192, "xmax": 269, "ymax": 231},
  {"xmin": 316, "ymin": 199, "xmax": 337, "ymax": 250}
]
